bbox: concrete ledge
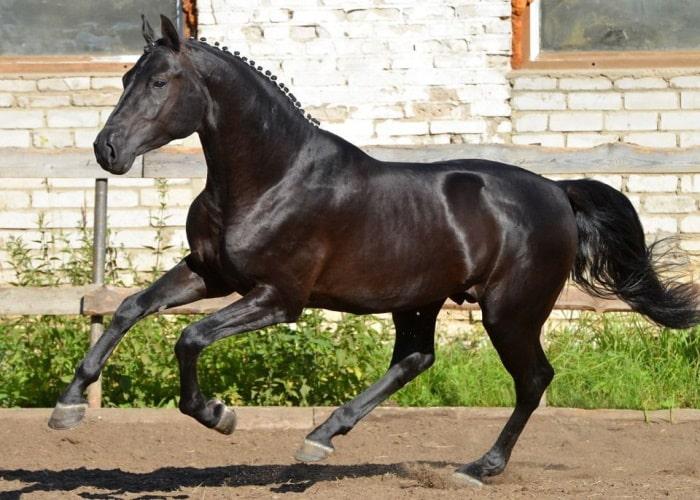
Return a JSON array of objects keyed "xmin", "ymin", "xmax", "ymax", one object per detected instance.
[{"xmin": 2, "ymin": 406, "xmax": 699, "ymax": 429}]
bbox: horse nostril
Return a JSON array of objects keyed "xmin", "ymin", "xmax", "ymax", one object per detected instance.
[{"xmin": 106, "ymin": 141, "xmax": 117, "ymax": 161}]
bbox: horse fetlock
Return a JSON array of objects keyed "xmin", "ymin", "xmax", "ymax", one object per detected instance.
[
  {"xmin": 456, "ymin": 451, "xmax": 507, "ymax": 481},
  {"xmin": 47, "ymin": 401, "xmax": 88, "ymax": 430}
]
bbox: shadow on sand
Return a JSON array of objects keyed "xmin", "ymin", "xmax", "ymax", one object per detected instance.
[{"xmin": 0, "ymin": 461, "xmax": 460, "ymax": 498}]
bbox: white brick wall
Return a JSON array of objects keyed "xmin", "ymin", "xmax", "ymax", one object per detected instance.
[{"xmin": 198, "ymin": 0, "xmax": 512, "ymax": 146}]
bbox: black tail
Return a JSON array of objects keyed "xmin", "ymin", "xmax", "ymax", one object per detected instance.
[{"xmin": 558, "ymin": 179, "xmax": 699, "ymax": 329}]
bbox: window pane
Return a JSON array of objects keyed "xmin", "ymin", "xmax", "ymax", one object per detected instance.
[
  {"xmin": 541, "ymin": 0, "xmax": 700, "ymax": 52},
  {"xmin": 0, "ymin": 0, "xmax": 179, "ymax": 56}
]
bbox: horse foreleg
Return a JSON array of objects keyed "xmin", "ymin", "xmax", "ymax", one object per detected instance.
[
  {"xmin": 174, "ymin": 284, "xmax": 301, "ymax": 434},
  {"xmin": 48, "ymin": 257, "xmax": 213, "ymax": 430},
  {"xmin": 295, "ymin": 301, "xmax": 442, "ymax": 462}
]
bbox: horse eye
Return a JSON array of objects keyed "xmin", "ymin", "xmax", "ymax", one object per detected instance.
[{"xmin": 153, "ymin": 80, "xmax": 167, "ymax": 88}]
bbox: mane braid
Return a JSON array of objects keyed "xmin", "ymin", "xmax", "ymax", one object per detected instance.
[{"xmin": 187, "ymin": 37, "xmax": 320, "ymax": 128}]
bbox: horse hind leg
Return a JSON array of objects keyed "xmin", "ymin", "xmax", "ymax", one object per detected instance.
[
  {"xmin": 454, "ymin": 286, "xmax": 557, "ymax": 486},
  {"xmin": 295, "ymin": 300, "xmax": 443, "ymax": 462}
]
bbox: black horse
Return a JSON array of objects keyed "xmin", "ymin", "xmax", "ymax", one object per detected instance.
[{"xmin": 49, "ymin": 16, "xmax": 699, "ymax": 486}]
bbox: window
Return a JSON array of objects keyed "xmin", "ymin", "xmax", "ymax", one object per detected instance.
[
  {"xmin": 0, "ymin": 0, "xmax": 196, "ymax": 72},
  {"xmin": 514, "ymin": 0, "xmax": 700, "ymax": 69}
]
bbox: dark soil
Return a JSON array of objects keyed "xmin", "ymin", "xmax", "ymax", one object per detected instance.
[{"xmin": 1, "ymin": 408, "xmax": 699, "ymax": 499}]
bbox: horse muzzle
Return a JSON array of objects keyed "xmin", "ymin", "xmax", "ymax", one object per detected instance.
[{"xmin": 93, "ymin": 128, "xmax": 135, "ymax": 175}]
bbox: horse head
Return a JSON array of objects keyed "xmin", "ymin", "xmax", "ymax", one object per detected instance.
[{"xmin": 93, "ymin": 15, "xmax": 208, "ymax": 174}]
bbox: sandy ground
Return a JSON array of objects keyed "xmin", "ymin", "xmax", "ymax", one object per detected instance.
[{"xmin": 0, "ymin": 407, "xmax": 699, "ymax": 499}]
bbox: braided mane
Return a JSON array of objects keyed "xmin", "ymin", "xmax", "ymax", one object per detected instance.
[{"xmin": 185, "ymin": 36, "xmax": 320, "ymax": 128}]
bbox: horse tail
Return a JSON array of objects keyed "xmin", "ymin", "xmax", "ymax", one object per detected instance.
[{"xmin": 558, "ymin": 179, "xmax": 699, "ymax": 329}]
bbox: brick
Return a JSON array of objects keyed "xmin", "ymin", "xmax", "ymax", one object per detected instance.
[
  {"xmin": 681, "ymin": 91, "xmax": 700, "ymax": 109},
  {"xmin": 429, "ymin": 120, "xmax": 486, "ymax": 134},
  {"xmin": 604, "ymin": 112, "xmax": 657, "ymax": 131},
  {"xmin": 549, "ymin": 112, "xmax": 603, "ymax": 132},
  {"xmin": 37, "ymin": 78, "xmax": 69, "ymax": 91},
  {"xmin": 511, "ymin": 92, "xmax": 566, "ymax": 111},
  {"xmin": 640, "ymin": 216, "xmax": 677, "ymax": 233},
  {"xmin": 470, "ymin": 100, "xmax": 510, "ymax": 117},
  {"xmin": 512, "ymin": 134, "xmax": 565, "ymax": 147},
  {"xmin": 16, "ymin": 95, "xmax": 71, "ymax": 108},
  {"xmin": 0, "ymin": 79, "xmax": 37, "ymax": 92},
  {"xmin": 623, "ymin": 132, "xmax": 676, "ymax": 148},
  {"xmin": 628, "ymin": 175, "xmax": 678, "ymax": 192},
  {"xmin": 590, "ymin": 174, "xmax": 623, "ymax": 190},
  {"xmin": 0, "ymin": 110, "xmax": 44, "ymax": 128},
  {"xmin": 46, "ymin": 109, "xmax": 99, "ymax": 128},
  {"xmin": 0, "ymin": 130, "xmax": 31, "ymax": 147},
  {"xmin": 624, "ymin": 91, "xmax": 678, "ymax": 110},
  {"xmin": 496, "ymin": 120, "xmax": 512, "ymax": 133},
  {"xmin": 107, "ymin": 209, "xmax": 152, "ymax": 228},
  {"xmin": 91, "ymin": 77, "xmax": 123, "ymax": 90},
  {"xmin": 42, "ymin": 209, "xmax": 86, "ymax": 229},
  {"xmin": 566, "ymin": 133, "xmax": 618, "ymax": 148},
  {"xmin": 72, "ymin": 93, "xmax": 120, "ymax": 106},
  {"xmin": 670, "ymin": 76, "xmax": 700, "ymax": 88},
  {"xmin": 110, "ymin": 229, "xmax": 160, "ymax": 248},
  {"xmin": 568, "ymin": 92, "xmax": 622, "ymax": 110},
  {"xmin": 681, "ymin": 174, "xmax": 700, "ymax": 192},
  {"xmin": 680, "ymin": 216, "xmax": 700, "ymax": 233},
  {"xmin": 679, "ymin": 132, "xmax": 700, "ymax": 147},
  {"xmin": 644, "ymin": 195, "xmax": 696, "ymax": 213},
  {"xmin": 614, "ymin": 77, "xmax": 668, "ymax": 90},
  {"xmin": 352, "ymin": 104, "xmax": 403, "ymax": 120},
  {"xmin": 0, "ymin": 211, "xmax": 39, "ymax": 229},
  {"xmin": 86, "ymin": 190, "xmax": 139, "ymax": 208},
  {"xmin": 0, "ymin": 94, "xmax": 14, "ymax": 107},
  {"xmin": 346, "ymin": 8, "xmax": 401, "ymax": 21},
  {"xmin": 559, "ymin": 77, "xmax": 612, "ymax": 90},
  {"xmin": 509, "ymin": 113, "xmax": 543, "ymax": 133},
  {"xmin": 323, "ymin": 119, "xmax": 375, "ymax": 141},
  {"xmin": 140, "ymin": 187, "xmax": 193, "ymax": 206},
  {"xmin": 32, "ymin": 190, "xmax": 85, "ymax": 208},
  {"xmin": 679, "ymin": 240, "xmax": 700, "ymax": 252},
  {"xmin": 74, "ymin": 129, "xmax": 101, "ymax": 148},
  {"xmin": 0, "ymin": 191, "xmax": 30, "ymax": 209},
  {"xmin": 376, "ymin": 120, "xmax": 429, "ymax": 137},
  {"xmin": 289, "ymin": 26, "xmax": 316, "ymax": 41},
  {"xmin": 32, "ymin": 129, "xmax": 74, "ymax": 148},
  {"xmin": 512, "ymin": 76, "xmax": 557, "ymax": 90},
  {"xmin": 660, "ymin": 111, "xmax": 700, "ymax": 130},
  {"xmin": 456, "ymin": 3, "xmax": 511, "ymax": 17}
]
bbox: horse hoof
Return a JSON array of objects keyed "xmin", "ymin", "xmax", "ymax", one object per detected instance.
[
  {"xmin": 452, "ymin": 471, "xmax": 484, "ymax": 488},
  {"xmin": 210, "ymin": 400, "xmax": 237, "ymax": 435},
  {"xmin": 47, "ymin": 402, "xmax": 88, "ymax": 430},
  {"xmin": 295, "ymin": 439, "xmax": 334, "ymax": 463}
]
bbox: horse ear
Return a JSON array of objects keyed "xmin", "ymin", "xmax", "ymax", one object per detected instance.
[
  {"xmin": 141, "ymin": 14, "xmax": 155, "ymax": 46},
  {"xmin": 160, "ymin": 14, "xmax": 180, "ymax": 51}
]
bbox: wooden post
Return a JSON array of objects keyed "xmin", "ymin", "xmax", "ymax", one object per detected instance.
[{"xmin": 86, "ymin": 178, "xmax": 108, "ymax": 408}]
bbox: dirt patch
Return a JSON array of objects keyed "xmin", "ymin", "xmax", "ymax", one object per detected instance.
[{"xmin": 1, "ymin": 408, "xmax": 699, "ymax": 499}]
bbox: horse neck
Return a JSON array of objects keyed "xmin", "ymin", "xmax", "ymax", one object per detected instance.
[{"xmin": 189, "ymin": 43, "xmax": 316, "ymax": 205}]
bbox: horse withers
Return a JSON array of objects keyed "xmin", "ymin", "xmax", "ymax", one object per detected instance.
[{"xmin": 49, "ymin": 15, "xmax": 700, "ymax": 486}]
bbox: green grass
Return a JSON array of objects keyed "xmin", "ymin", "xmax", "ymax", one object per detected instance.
[{"xmin": 0, "ymin": 312, "xmax": 697, "ymax": 410}]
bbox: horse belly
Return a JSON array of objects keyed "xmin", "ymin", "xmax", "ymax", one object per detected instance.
[{"xmin": 309, "ymin": 228, "xmax": 481, "ymax": 313}]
